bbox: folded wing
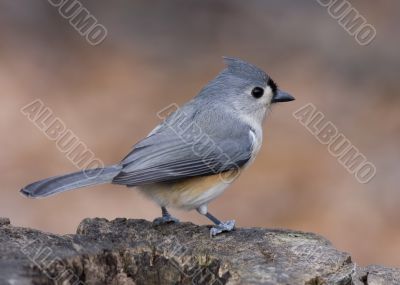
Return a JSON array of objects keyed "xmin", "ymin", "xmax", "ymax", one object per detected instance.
[{"xmin": 113, "ymin": 109, "xmax": 253, "ymax": 186}]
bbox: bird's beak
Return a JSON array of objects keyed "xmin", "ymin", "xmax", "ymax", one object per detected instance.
[{"xmin": 271, "ymin": 90, "xmax": 295, "ymax": 103}]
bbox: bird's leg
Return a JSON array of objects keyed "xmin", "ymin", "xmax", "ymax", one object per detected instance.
[
  {"xmin": 206, "ymin": 213, "xmax": 235, "ymax": 237},
  {"xmin": 153, "ymin": 206, "xmax": 180, "ymax": 225},
  {"xmin": 197, "ymin": 208, "xmax": 235, "ymax": 237}
]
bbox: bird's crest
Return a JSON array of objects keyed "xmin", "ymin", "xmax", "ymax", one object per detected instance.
[{"xmin": 223, "ymin": 57, "xmax": 268, "ymax": 82}]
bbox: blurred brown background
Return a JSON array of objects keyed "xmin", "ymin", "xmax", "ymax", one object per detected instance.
[{"xmin": 1, "ymin": 1, "xmax": 399, "ymax": 267}]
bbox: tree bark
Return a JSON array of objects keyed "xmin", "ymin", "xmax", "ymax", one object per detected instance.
[{"xmin": 0, "ymin": 217, "xmax": 398, "ymax": 285}]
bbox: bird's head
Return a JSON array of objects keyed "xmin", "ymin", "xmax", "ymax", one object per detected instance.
[{"xmin": 197, "ymin": 57, "xmax": 294, "ymax": 123}]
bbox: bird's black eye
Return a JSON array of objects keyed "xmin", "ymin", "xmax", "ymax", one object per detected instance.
[{"xmin": 251, "ymin": 87, "xmax": 264, "ymax": 98}]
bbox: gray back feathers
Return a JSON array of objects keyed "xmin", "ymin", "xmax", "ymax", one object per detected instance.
[{"xmin": 114, "ymin": 105, "xmax": 253, "ymax": 186}]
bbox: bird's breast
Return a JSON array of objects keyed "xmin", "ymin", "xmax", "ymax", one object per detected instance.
[{"xmin": 245, "ymin": 126, "xmax": 263, "ymax": 167}]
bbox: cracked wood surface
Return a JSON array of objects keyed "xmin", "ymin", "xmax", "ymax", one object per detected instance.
[{"xmin": 0, "ymin": 217, "xmax": 399, "ymax": 285}]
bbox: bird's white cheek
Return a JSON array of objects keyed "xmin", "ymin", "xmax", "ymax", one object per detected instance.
[{"xmin": 263, "ymin": 86, "xmax": 274, "ymax": 105}]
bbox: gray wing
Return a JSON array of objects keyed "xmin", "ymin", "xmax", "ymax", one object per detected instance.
[{"xmin": 112, "ymin": 105, "xmax": 253, "ymax": 186}]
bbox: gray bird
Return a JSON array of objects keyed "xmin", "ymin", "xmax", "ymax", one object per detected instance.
[{"xmin": 21, "ymin": 57, "xmax": 294, "ymax": 236}]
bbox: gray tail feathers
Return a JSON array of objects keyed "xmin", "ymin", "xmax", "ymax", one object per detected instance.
[{"xmin": 20, "ymin": 165, "xmax": 122, "ymax": 198}]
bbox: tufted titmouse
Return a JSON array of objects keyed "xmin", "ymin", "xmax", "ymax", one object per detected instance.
[{"xmin": 21, "ymin": 57, "xmax": 294, "ymax": 236}]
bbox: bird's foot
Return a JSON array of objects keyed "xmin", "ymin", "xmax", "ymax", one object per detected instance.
[
  {"xmin": 210, "ymin": 220, "xmax": 235, "ymax": 237},
  {"xmin": 153, "ymin": 215, "xmax": 180, "ymax": 225}
]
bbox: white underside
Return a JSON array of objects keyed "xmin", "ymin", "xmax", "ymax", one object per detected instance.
[{"xmin": 138, "ymin": 180, "xmax": 230, "ymax": 213}]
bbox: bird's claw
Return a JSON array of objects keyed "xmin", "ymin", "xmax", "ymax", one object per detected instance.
[
  {"xmin": 153, "ymin": 215, "xmax": 180, "ymax": 225},
  {"xmin": 210, "ymin": 220, "xmax": 235, "ymax": 237}
]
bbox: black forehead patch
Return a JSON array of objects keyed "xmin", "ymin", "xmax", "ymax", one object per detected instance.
[{"xmin": 268, "ymin": 77, "xmax": 278, "ymax": 94}]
